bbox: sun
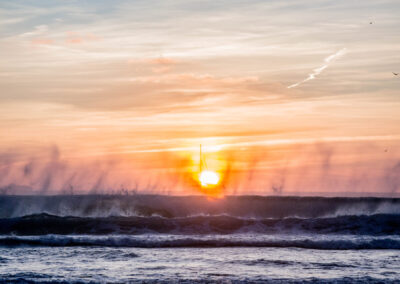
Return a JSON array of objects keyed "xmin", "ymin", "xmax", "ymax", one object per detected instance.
[{"xmin": 199, "ymin": 170, "xmax": 220, "ymax": 187}]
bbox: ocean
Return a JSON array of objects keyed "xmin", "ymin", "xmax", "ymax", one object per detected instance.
[{"xmin": 0, "ymin": 195, "xmax": 399, "ymax": 283}]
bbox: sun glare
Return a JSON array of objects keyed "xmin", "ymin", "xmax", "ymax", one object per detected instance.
[{"xmin": 199, "ymin": 170, "xmax": 220, "ymax": 187}]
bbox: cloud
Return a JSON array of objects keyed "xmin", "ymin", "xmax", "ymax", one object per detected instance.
[
  {"xmin": 65, "ymin": 32, "xmax": 101, "ymax": 44},
  {"xmin": 147, "ymin": 57, "xmax": 178, "ymax": 73},
  {"xmin": 31, "ymin": 38, "xmax": 54, "ymax": 45},
  {"xmin": 19, "ymin": 25, "xmax": 48, "ymax": 37},
  {"xmin": 288, "ymin": 48, "xmax": 347, "ymax": 88},
  {"xmin": 1, "ymin": 0, "xmax": 400, "ymax": 197}
]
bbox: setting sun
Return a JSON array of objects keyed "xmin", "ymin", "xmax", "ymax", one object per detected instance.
[{"xmin": 199, "ymin": 170, "xmax": 220, "ymax": 187}]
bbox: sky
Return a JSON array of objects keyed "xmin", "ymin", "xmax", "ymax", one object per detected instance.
[{"xmin": 0, "ymin": 0, "xmax": 400, "ymax": 195}]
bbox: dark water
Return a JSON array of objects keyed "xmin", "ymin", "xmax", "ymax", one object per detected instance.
[{"xmin": 0, "ymin": 195, "xmax": 400, "ymax": 283}]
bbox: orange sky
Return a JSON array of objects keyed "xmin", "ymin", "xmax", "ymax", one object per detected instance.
[{"xmin": 0, "ymin": 0, "xmax": 400, "ymax": 195}]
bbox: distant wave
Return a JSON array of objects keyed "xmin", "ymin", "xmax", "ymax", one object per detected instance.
[
  {"xmin": 1, "ymin": 213, "xmax": 400, "ymax": 236},
  {"xmin": 1, "ymin": 195, "xmax": 400, "ymax": 218},
  {"xmin": 1, "ymin": 235, "xmax": 400, "ymax": 250}
]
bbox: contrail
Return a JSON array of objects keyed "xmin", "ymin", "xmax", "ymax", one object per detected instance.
[{"xmin": 288, "ymin": 48, "xmax": 347, "ymax": 88}]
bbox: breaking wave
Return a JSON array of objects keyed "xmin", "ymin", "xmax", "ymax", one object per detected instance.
[
  {"xmin": 1, "ymin": 195, "xmax": 400, "ymax": 251},
  {"xmin": 1, "ymin": 195, "xmax": 400, "ymax": 218},
  {"xmin": 1, "ymin": 213, "xmax": 400, "ymax": 236},
  {"xmin": 0, "ymin": 234, "xmax": 399, "ymax": 250}
]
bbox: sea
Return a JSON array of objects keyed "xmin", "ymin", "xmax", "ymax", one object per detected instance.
[{"xmin": 0, "ymin": 195, "xmax": 399, "ymax": 283}]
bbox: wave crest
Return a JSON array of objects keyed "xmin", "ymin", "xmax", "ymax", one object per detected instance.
[
  {"xmin": 1, "ymin": 195, "xmax": 400, "ymax": 218},
  {"xmin": 1, "ymin": 213, "xmax": 400, "ymax": 236},
  {"xmin": 1, "ymin": 235, "xmax": 400, "ymax": 250}
]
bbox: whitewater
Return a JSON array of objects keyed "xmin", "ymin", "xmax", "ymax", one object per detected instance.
[{"xmin": 0, "ymin": 195, "xmax": 399, "ymax": 283}]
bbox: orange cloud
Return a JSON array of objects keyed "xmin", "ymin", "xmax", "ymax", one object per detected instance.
[
  {"xmin": 31, "ymin": 38, "xmax": 54, "ymax": 45},
  {"xmin": 65, "ymin": 32, "xmax": 101, "ymax": 44},
  {"xmin": 66, "ymin": 38, "xmax": 83, "ymax": 44},
  {"xmin": 147, "ymin": 57, "xmax": 177, "ymax": 65},
  {"xmin": 127, "ymin": 57, "xmax": 179, "ymax": 73},
  {"xmin": 148, "ymin": 57, "xmax": 178, "ymax": 73}
]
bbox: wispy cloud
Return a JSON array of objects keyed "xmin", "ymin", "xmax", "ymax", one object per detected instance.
[
  {"xmin": 288, "ymin": 48, "xmax": 347, "ymax": 88},
  {"xmin": 1, "ymin": 0, "xmax": 400, "ymax": 185}
]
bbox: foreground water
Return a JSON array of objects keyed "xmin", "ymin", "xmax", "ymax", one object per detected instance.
[
  {"xmin": 1, "ymin": 195, "xmax": 399, "ymax": 283},
  {"xmin": 1, "ymin": 245, "xmax": 400, "ymax": 283}
]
